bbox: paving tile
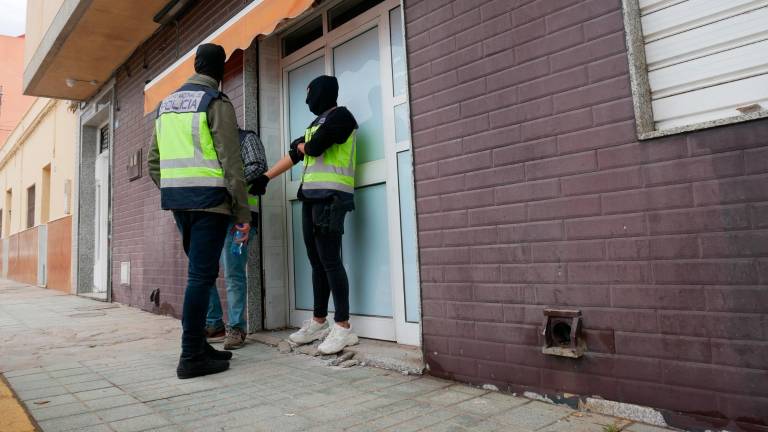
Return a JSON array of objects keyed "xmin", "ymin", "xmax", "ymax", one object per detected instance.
[
  {"xmin": 9, "ymin": 377, "xmax": 60, "ymax": 391},
  {"xmin": 493, "ymin": 401, "xmax": 572, "ymax": 430},
  {"xmin": 37, "ymin": 412, "xmax": 104, "ymax": 432},
  {"xmin": 74, "ymin": 386, "xmax": 126, "ymax": 401},
  {"xmin": 56, "ymin": 373, "xmax": 105, "ymax": 386},
  {"xmin": 44, "ymin": 363, "xmax": 85, "ymax": 373},
  {"xmin": 65, "ymin": 380, "xmax": 114, "ymax": 393},
  {"xmin": 97, "ymin": 403, "xmax": 156, "ymax": 422},
  {"xmin": 143, "ymin": 426, "xmax": 183, "ymax": 432},
  {"xmin": 3, "ymin": 367, "xmax": 46, "ymax": 378},
  {"xmin": 17, "ymin": 385, "xmax": 70, "ymax": 401},
  {"xmin": 109, "ymin": 414, "xmax": 171, "ymax": 432},
  {"xmin": 47, "ymin": 367, "xmax": 90, "ymax": 378},
  {"xmin": 447, "ymin": 384, "xmax": 489, "ymax": 396},
  {"xmin": 6, "ymin": 372, "xmax": 51, "ymax": 384},
  {"xmin": 454, "ymin": 393, "xmax": 530, "ymax": 416},
  {"xmin": 418, "ymin": 388, "xmax": 481, "ymax": 407},
  {"xmin": 250, "ymin": 413, "xmax": 312, "ymax": 432},
  {"xmin": 71, "ymin": 425, "xmax": 113, "ymax": 432},
  {"xmin": 383, "ymin": 408, "xmax": 458, "ymax": 431},
  {"xmin": 31, "ymin": 401, "xmax": 91, "ymax": 421},
  {"xmin": 625, "ymin": 424, "xmax": 677, "ymax": 432},
  {"xmin": 84, "ymin": 394, "xmax": 142, "ymax": 410},
  {"xmin": 26, "ymin": 393, "xmax": 79, "ymax": 409}
]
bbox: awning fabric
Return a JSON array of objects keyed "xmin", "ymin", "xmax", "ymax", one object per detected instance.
[{"xmin": 144, "ymin": 0, "xmax": 314, "ymax": 114}]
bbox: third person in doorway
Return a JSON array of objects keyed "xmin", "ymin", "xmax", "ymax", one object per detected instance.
[
  {"xmin": 250, "ymin": 75, "xmax": 358, "ymax": 355},
  {"xmin": 204, "ymin": 129, "xmax": 265, "ymax": 350}
]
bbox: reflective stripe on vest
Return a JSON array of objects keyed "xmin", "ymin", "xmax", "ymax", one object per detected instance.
[
  {"xmin": 301, "ymin": 118, "xmax": 356, "ymax": 194},
  {"xmin": 156, "ymin": 84, "xmax": 228, "ymax": 210},
  {"xmin": 158, "ymin": 110, "xmax": 224, "ymax": 188},
  {"xmin": 248, "ymin": 194, "xmax": 259, "ymax": 213}
]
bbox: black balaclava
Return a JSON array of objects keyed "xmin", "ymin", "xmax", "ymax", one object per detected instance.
[
  {"xmin": 194, "ymin": 43, "xmax": 226, "ymax": 83},
  {"xmin": 306, "ymin": 75, "xmax": 339, "ymax": 116}
]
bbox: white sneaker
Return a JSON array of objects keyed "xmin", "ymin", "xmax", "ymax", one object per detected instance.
[
  {"xmin": 317, "ymin": 324, "xmax": 359, "ymax": 354},
  {"xmin": 289, "ymin": 319, "xmax": 330, "ymax": 345}
]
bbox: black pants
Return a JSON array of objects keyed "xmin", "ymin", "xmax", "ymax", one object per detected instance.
[
  {"xmin": 173, "ymin": 211, "xmax": 230, "ymax": 358},
  {"xmin": 302, "ymin": 201, "xmax": 350, "ymax": 322}
]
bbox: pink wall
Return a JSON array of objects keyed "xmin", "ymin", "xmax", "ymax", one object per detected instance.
[{"xmin": 0, "ymin": 35, "xmax": 35, "ymax": 147}]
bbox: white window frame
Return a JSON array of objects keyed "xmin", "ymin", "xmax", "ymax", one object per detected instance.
[{"xmin": 621, "ymin": 0, "xmax": 768, "ymax": 140}]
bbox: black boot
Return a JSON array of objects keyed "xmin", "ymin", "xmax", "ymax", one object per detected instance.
[
  {"xmin": 205, "ymin": 342, "xmax": 233, "ymax": 360},
  {"xmin": 177, "ymin": 355, "xmax": 229, "ymax": 379}
]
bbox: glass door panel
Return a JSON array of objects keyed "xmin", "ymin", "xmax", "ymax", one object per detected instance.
[
  {"xmin": 389, "ymin": 6, "xmax": 407, "ymax": 99},
  {"xmin": 343, "ymin": 184, "xmax": 392, "ymax": 317},
  {"xmin": 291, "ymin": 201, "xmax": 313, "ymax": 310},
  {"xmin": 333, "ymin": 27, "xmax": 384, "ymax": 164}
]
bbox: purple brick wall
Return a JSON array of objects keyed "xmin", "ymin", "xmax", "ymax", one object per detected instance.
[
  {"xmin": 404, "ymin": 0, "xmax": 768, "ymax": 429},
  {"xmin": 111, "ymin": 0, "xmax": 249, "ymax": 316}
]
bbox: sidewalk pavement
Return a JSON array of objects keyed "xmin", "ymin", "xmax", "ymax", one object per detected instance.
[{"xmin": 0, "ymin": 280, "xmax": 678, "ymax": 432}]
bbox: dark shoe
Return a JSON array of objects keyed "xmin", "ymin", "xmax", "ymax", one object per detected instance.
[
  {"xmin": 224, "ymin": 327, "xmax": 246, "ymax": 350},
  {"xmin": 205, "ymin": 342, "xmax": 233, "ymax": 360},
  {"xmin": 177, "ymin": 357, "xmax": 229, "ymax": 379},
  {"xmin": 205, "ymin": 323, "xmax": 226, "ymax": 340}
]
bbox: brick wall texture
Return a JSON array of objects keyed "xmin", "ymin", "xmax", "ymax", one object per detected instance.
[
  {"xmin": 111, "ymin": 0, "xmax": 249, "ymax": 316},
  {"xmin": 403, "ymin": 0, "xmax": 768, "ymax": 429}
]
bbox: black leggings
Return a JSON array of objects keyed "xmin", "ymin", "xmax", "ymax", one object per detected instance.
[{"xmin": 302, "ymin": 201, "xmax": 350, "ymax": 322}]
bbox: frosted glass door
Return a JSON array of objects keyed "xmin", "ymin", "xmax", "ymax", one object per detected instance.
[
  {"xmin": 334, "ymin": 27, "xmax": 392, "ymax": 317},
  {"xmin": 290, "ymin": 27, "xmax": 392, "ymax": 319}
]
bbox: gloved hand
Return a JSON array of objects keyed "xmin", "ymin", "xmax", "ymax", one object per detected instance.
[
  {"xmin": 249, "ymin": 174, "xmax": 270, "ymax": 196},
  {"xmin": 290, "ymin": 136, "xmax": 305, "ymax": 153}
]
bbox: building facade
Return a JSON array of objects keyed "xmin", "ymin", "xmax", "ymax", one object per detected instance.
[
  {"xmin": 22, "ymin": 0, "xmax": 768, "ymax": 429},
  {"xmin": 0, "ymin": 31, "xmax": 76, "ymax": 292},
  {"xmin": 0, "ymin": 35, "xmax": 35, "ymax": 147}
]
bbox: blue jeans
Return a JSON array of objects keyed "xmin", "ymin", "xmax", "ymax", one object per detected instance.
[
  {"xmin": 206, "ymin": 223, "xmax": 254, "ymax": 331},
  {"xmin": 173, "ymin": 211, "xmax": 230, "ymax": 358}
]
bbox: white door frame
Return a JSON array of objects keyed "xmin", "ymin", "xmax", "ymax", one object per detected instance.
[
  {"xmin": 279, "ymin": 0, "xmax": 420, "ymax": 345},
  {"xmin": 93, "ymin": 121, "xmax": 110, "ymax": 295}
]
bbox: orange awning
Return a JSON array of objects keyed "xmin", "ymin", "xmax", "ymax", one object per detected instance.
[{"xmin": 144, "ymin": 0, "xmax": 314, "ymax": 114}]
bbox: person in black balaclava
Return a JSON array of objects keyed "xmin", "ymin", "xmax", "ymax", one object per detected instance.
[
  {"xmin": 250, "ymin": 75, "xmax": 360, "ymax": 354},
  {"xmin": 305, "ymin": 75, "xmax": 339, "ymax": 115},
  {"xmin": 194, "ymin": 43, "xmax": 226, "ymax": 83}
]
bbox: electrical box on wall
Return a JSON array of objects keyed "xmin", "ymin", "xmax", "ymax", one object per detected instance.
[
  {"xmin": 127, "ymin": 149, "xmax": 142, "ymax": 181},
  {"xmin": 120, "ymin": 261, "xmax": 130, "ymax": 285}
]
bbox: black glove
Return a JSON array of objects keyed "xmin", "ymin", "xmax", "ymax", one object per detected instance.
[
  {"xmin": 249, "ymin": 174, "xmax": 270, "ymax": 196},
  {"xmin": 290, "ymin": 136, "xmax": 305, "ymax": 153}
]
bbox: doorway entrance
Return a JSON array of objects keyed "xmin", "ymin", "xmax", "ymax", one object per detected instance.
[
  {"xmin": 92, "ymin": 123, "xmax": 110, "ymax": 294},
  {"xmin": 75, "ymin": 87, "xmax": 113, "ymax": 300},
  {"xmin": 280, "ymin": 0, "xmax": 420, "ymax": 345}
]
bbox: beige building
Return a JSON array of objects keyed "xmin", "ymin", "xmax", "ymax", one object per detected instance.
[
  {"xmin": 0, "ymin": 0, "xmax": 78, "ymax": 292},
  {"xmin": 0, "ymin": 98, "xmax": 75, "ymax": 235},
  {"xmin": 0, "ymin": 97, "xmax": 77, "ymax": 293}
]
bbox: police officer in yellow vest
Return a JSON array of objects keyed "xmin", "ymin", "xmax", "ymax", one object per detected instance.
[
  {"xmin": 148, "ymin": 44, "xmax": 250, "ymax": 379},
  {"xmin": 251, "ymin": 75, "xmax": 359, "ymax": 354}
]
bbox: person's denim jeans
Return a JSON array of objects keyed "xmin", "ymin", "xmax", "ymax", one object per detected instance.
[
  {"xmin": 172, "ymin": 211, "xmax": 230, "ymax": 358},
  {"xmin": 206, "ymin": 223, "xmax": 254, "ymax": 331}
]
